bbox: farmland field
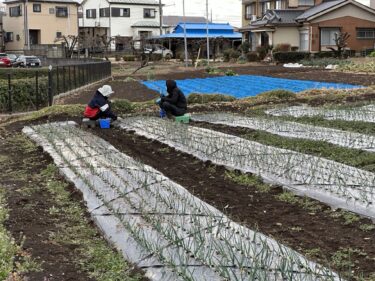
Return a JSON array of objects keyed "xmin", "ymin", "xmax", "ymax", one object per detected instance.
[{"xmin": 1, "ymin": 63, "xmax": 375, "ymax": 281}]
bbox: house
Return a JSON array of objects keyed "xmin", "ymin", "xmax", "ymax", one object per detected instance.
[
  {"xmin": 3, "ymin": 0, "xmax": 79, "ymax": 51},
  {"xmin": 162, "ymin": 15, "xmax": 208, "ymax": 34},
  {"xmin": 240, "ymin": 0, "xmax": 375, "ymax": 54},
  {"xmin": 78, "ymin": 0, "xmax": 162, "ymax": 50},
  {"xmin": 0, "ymin": 3, "xmax": 5, "ymax": 50}
]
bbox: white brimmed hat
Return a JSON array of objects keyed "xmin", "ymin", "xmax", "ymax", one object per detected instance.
[{"xmin": 98, "ymin": 85, "xmax": 114, "ymax": 97}]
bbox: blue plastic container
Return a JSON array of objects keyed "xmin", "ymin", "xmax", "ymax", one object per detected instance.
[
  {"xmin": 99, "ymin": 118, "xmax": 111, "ymax": 129},
  {"xmin": 160, "ymin": 109, "xmax": 167, "ymax": 118}
]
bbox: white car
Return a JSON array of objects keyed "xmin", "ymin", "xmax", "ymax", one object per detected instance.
[
  {"xmin": 144, "ymin": 44, "xmax": 173, "ymax": 59},
  {"xmin": 15, "ymin": 55, "xmax": 42, "ymax": 67}
]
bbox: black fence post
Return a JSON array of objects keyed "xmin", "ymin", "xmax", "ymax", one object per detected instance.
[
  {"xmin": 7, "ymin": 74, "xmax": 12, "ymax": 113},
  {"xmin": 56, "ymin": 66, "xmax": 60, "ymax": 95},
  {"xmin": 73, "ymin": 65, "xmax": 77, "ymax": 89},
  {"xmin": 35, "ymin": 71, "xmax": 39, "ymax": 110},
  {"xmin": 68, "ymin": 65, "xmax": 71, "ymax": 91},
  {"xmin": 62, "ymin": 66, "xmax": 66, "ymax": 93},
  {"xmin": 48, "ymin": 68, "xmax": 53, "ymax": 106}
]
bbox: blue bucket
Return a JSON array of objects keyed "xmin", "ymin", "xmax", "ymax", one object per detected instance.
[{"xmin": 99, "ymin": 118, "xmax": 111, "ymax": 129}]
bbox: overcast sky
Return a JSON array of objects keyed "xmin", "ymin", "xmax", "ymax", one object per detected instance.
[{"xmin": 162, "ymin": 0, "xmax": 243, "ymax": 27}]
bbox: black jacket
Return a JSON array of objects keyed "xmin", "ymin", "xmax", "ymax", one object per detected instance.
[
  {"xmin": 162, "ymin": 80, "xmax": 187, "ymax": 109},
  {"xmin": 85, "ymin": 91, "xmax": 117, "ymax": 119}
]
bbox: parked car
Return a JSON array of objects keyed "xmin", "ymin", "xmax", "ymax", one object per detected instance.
[
  {"xmin": 7, "ymin": 54, "xmax": 18, "ymax": 65},
  {"xmin": 0, "ymin": 54, "xmax": 11, "ymax": 67},
  {"xmin": 14, "ymin": 55, "xmax": 42, "ymax": 67},
  {"xmin": 144, "ymin": 44, "xmax": 173, "ymax": 59}
]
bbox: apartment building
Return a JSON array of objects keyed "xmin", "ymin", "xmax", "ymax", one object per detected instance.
[
  {"xmin": 79, "ymin": 0, "xmax": 161, "ymax": 50},
  {"xmin": 240, "ymin": 0, "xmax": 375, "ymax": 54},
  {"xmin": 3, "ymin": 0, "xmax": 79, "ymax": 51}
]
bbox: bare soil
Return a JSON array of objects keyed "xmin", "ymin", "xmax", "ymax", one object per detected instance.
[{"xmin": 88, "ymin": 126, "xmax": 375, "ymax": 280}]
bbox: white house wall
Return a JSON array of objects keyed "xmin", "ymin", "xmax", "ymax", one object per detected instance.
[{"xmin": 79, "ymin": 0, "xmax": 160, "ymax": 38}]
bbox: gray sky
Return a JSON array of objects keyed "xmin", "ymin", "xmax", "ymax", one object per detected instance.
[{"xmin": 162, "ymin": 0, "xmax": 243, "ymax": 27}]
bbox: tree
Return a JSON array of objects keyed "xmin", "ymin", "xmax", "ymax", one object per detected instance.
[
  {"xmin": 328, "ymin": 32, "xmax": 350, "ymax": 58},
  {"xmin": 54, "ymin": 35, "xmax": 78, "ymax": 58}
]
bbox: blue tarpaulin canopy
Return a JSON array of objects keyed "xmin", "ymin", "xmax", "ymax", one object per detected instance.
[{"xmin": 157, "ymin": 22, "xmax": 242, "ymax": 39}]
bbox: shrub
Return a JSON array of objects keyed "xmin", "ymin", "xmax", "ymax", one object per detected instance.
[
  {"xmin": 0, "ymin": 68, "xmax": 49, "ymax": 80},
  {"xmin": 300, "ymin": 58, "xmax": 351, "ymax": 67},
  {"xmin": 257, "ymin": 89, "xmax": 295, "ymax": 101},
  {"xmin": 0, "ymin": 77, "xmax": 48, "ymax": 112},
  {"xmin": 150, "ymin": 53, "xmax": 163, "ymax": 61},
  {"xmin": 115, "ymin": 55, "xmax": 122, "ymax": 61},
  {"xmin": 313, "ymin": 52, "xmax": 335, "ymax": 59},
  {"xmin": 123, "ymin": 55, "xmax": 135, "ymax": 61},
  {"xmin": 273, "ymin": 51, "xmax": 309, "ymax": 63},
  {"xmin": 256, "ymin": 46, "xmax": 269, "ymax": 60},
  {"xmin": 291, "ymin": 46, "xmax": 299, "ymax": 52},
  {"xmin": 224, "ymin": 69, "xmax": 237, "ymax": 76},
  {"xmin": 369, "ymin": 51, "xmax": 375, "ymax": 57},
  {"xmin": 205, "ymin": 66, "xmax": 222, "ymax": 75},
  {"xmin": 223, "ymin": 49, "xmax": 241, "ymax": 62},
  {"xmin": 240, "ymin": 42, "xmax": 250, "ymax": 54},
  {"xmin": 111, "ymin": 99, "xmax": 134, "ymax": 113},
  {"xmin": 246, "ymin": 52, "xmax": 259, "ymax": 62},
  {"xmin": 237, "ymin": 55, "xmax": 247, "ymax": 64},
  {"xmin": 187, "ymin": 93, "xmax": 236, "ymax": 104},
  {"xmin": 273, "ymin": 43, "xmax": 291, "ymax": 53}
]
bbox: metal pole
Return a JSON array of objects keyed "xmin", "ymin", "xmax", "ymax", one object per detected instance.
[
  {"xmin": 7, "ymin": 74, "xmax": 12, "ymax": 113},
  {"xmin": 206, "ymin": 0, "xmax": 210, "ymax": 65},
  {"xmin": 35, "ymin": 71, "xmax": 39, "ymax": 110},
  {"xmin": 159, "ymin": 0, "xmax": 163, "ymax": 35},
  {"xmin": 182, "ymin": 0, "xmax": 188, "ymax": 67}
]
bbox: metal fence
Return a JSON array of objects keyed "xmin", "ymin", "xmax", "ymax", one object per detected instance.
[{"xmin": 0, "ymin": 60, "xmax": 111, "ymax": 113}]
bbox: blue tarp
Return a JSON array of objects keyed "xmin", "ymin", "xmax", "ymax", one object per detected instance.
[{"xmin": 142, "ymin": 75, "xmax": 362, "ymax": 98}]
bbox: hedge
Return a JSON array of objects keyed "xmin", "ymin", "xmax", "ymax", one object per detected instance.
[
  {"xmin": 0, "ymin": 77, "xmax": 48, "ymax": 112},
  {"xmin": 0, "ymin": 68, "xmax": 49, "ymax": 80},
  {"xmin": 273, "ymin": 52, "xmax": 309, "ymax": 63}
]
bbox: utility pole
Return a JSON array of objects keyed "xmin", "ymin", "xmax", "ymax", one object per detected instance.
[
  {"xmin": 182, "ymin": 0, "xmax": 188, "ymax": 67},
  {"xmin": 159, "ymin": 0, "xmax": 163, "ymax": 35},
  {"xmin": 206, "ymin": 0, "xmax": 210, "ymax": 65}
]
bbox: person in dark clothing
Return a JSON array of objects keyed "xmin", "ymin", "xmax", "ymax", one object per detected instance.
[
  {"xmin": 159, "ymin": 80, "xmax": 187, "ymax": 117},
  {"xmin": 84, "ymin": 85, "xmax": 117, "ymax": 121}
]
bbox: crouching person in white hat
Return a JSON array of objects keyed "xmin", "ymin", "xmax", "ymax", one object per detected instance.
[{"xmin": 84, "ymin": 85, "xmax": 118, "ymax": 121}]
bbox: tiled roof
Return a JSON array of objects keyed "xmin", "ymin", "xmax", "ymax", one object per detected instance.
[
  {"xmin": 243, "ymin": 9, "xmax": 304, "ymax": 29},
  {"xmin": 163, "ymin": 16, "xmax": 208, "ymax": 26},
  {"xmin": 295, "ymin": 0, "xmax": 347, "ymax": 21},
  {"xmin": 131, "ymin": 20, "xmax": 160, "ymax": 27},
  {"xmin": 4, "ymin": 0, "xmax": 79, "ymax": 3},
  {"xmin": 107, "ymin": 0, "xmax": 159, "ymax": 4}
]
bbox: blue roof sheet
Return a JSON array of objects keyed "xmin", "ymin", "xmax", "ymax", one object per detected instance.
[
  {"xmin": 159, "ymin": 32, "xmax": 242, "ymax": 39},
  {"xmin": 176, "ymin": 22, "xmax": 234, "ymax": 30}
]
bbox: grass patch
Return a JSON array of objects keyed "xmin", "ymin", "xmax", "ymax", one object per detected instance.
[
  {"xmin": 41, "ymin": 164, "xmax": 144, "ymax": 281},
  {"xmin": 240, "ymin": 129, "xmax": 375, "ymax": 172},
  {"xmin": 224, "ymin": 170, "xmax": 271, "ymax": 193},
  {"xmin": 188, "ymin": 93, "xmax": 236, "ymax": 104}
]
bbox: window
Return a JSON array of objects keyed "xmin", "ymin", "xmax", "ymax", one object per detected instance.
[
  {"xmin": 56, "ymin": 32, "xmax": 62, "ymax": 38},
  {"xmin": 86, "ymin": 9, "xmax": 96, "ymax": 18},
  {"xmin": 144, "ymin": 8, "xmax": 155, "ymax": 18},
  {"xmin": 111, "ymin": 7, "xmax": 130, "ymax": 17},
  {"xmin": 33, "ymin": 4, "xmax": 41, "ymax": 12},
  {"xmin": 275, "ymin": 0, "xmax": 283, "ymax": 9},
  {"xmin": 139, "ymin": 31, "xmax": 152, "ymax": 39},
  {"xmin": 49, "ymin": 8, "xmax": 55, "ymax": 14},
  {"xmin": 99, "ymin": 7, "xmax": 110, "ymax": 17},
  {"xmin": 298, "ymin": 0, "xmax": 314, "ymax": 5},
  {"xmin": 9, "ymin": 6, "xmax": 21, "ymax": 17},
  {"xmin": 5, "ymin": 32, "xmax": 14, "ymax": 42},
  {"xmin": 299, "ymin": 30, "xmax": 309, "ymax": 51},
  {"xmin": 357, "ymin": 28, "xmax": 375, "ymax": 39},
  {"xmin": 261, "ymin": 2, "xmax": 270, "ymax": 15},
  {"xmin": 56, "ymin": 6, "xmax": 68, "ymax": 17},
  {"xmin": 321, "ymin": 27, "xmax": 340, "ymax": 45},
  {"xmin": 245, "ymin": 4, "xmax": 255, "ymax": 19}
]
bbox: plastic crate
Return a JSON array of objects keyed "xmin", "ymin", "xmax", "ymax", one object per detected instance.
[
  {"xmin": 175, "ymin": 114, "xmax": 190, "ymax": 124},
  {"xmin": 99, "ymin": 118, "xmax": 111, "ymax": 129}
]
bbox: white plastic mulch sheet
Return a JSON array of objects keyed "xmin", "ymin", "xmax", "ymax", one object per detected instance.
[
  {"xmin": 118, "ymin": 117, "xmax": 375, "ymax": 220},
  {"xmin": 22, "ymin": 122, "xmax": 343, "ymax": 281},
  {"xmin": 191, "ymin": 113, "xmax": 375, "ymax": 152},
  {"xmin": 265, "ymin": 105, "xmax": 375, "ymax": 123}
]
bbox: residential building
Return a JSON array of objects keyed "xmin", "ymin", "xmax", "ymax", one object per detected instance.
[
  {"xmin": 240, "ymin": 0, "xmax": 375, "ymax": 54},
  {"xmin": 0, "ymin": 3, "xmax": 5, "ymax": 50},
  {"xmin": 79, "ymin": 0, "xmax": 162, "ymax": 50},
  {"xmin": 3, "ymin": 0, "xmax": 79, "ymax": 51},
  {"xmin": 163, "ymin": 15, "xmax": 208, "ymax": 34}
]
